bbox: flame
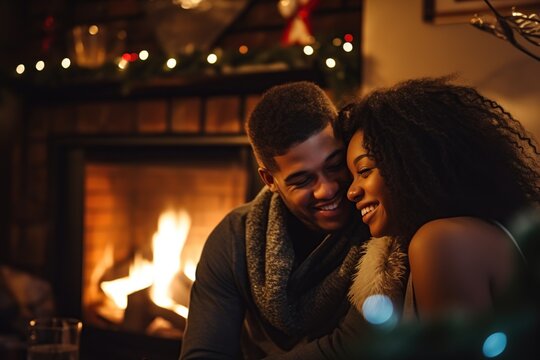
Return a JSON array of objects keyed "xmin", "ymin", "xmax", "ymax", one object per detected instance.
[
  {"xmin": 99, "ymin": 209, "xmax": 193, "ymax": 318},
  {"xmin": 150, "ymin": 210, "xmax": 191, "ymax": 316},
  {"xmin": 101, "ymin": 253, "xmax": 153, "ymax": 309},
  {"xmin": 183, "ymin": 260, "xmax": 197, "ymax": 282}
]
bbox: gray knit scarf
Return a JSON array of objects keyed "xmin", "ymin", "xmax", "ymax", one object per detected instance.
[{"xmin": 246, "ymin": 188, "xmax": 362, "ymax": 335}]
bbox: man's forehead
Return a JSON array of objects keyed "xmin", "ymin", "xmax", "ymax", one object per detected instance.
[{"xmin": 272, "ymin": 128, "xmax": 344, "ymax": 177}]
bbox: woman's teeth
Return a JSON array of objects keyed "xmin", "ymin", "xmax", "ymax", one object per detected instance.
[{"xmin": 361, "ymin": 204, "xmax": 377, "ymax": 217}]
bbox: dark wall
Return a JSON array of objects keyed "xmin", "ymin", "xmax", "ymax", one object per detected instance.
[
  {"xmin": 0, "ymin": 1, "xmax": 18, "ymax": 264},
  {"xmin": 0, "ymin": 91, "xmax": 19, "ymax": 264}
]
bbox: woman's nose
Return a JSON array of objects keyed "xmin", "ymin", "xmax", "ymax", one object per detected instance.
[{"xmin": 347, "ymin": 183, "xmax": 362, "ymax": 202}]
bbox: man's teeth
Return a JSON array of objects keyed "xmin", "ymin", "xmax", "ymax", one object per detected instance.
[
  {"xmin": 319, "ymin": 198, "xmax": 341, "ymax": 211},
  {"xmin": 361, "ymin": 204, "xmax": 377, "ymax": 217}
]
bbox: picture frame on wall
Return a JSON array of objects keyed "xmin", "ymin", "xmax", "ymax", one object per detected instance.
[{"xmin": 423, "ymin": 0, "xmax": 540, "ymax": 24}]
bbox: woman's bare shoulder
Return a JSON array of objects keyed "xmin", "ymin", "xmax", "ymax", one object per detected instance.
[
  {"xmin": 409, "ymin": 217, "xmax": 507, "ymax": 258},
  {"xmin": 408, "ymin": 217, "xmax": 513, "ymax": 317}
]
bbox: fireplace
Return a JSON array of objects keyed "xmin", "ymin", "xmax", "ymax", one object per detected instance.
[{"xmin": 50, "ymin": 134, "xmax": 261, "ymax": 358}]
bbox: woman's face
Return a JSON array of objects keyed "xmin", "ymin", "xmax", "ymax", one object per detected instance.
[{"xmin": 346, "ymin": 130, "xmax": 398, "ymax": 238}]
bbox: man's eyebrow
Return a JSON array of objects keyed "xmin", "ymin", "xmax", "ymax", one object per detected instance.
[
  {"xmin": 352, "ymin": 154, "xmax": 370, "ymax": 167},
  {"xmin": 284, "ymin": 149, "xmax": 344, "ymax": 184}
]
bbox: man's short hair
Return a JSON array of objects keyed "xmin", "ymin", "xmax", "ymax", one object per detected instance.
[{"xmin": 246, "ymin": 81, "xmax": 337, "ymax": 172}]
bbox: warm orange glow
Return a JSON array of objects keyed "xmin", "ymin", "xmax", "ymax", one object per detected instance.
[
  {"xmin": 239, "ymin": 45, "xmax": 248, "ymax": 54},
  {"xmin": 150, "ymin": 210, "xmax": 191, "ymax": 317},
  {"xmin": 98, "ymin": 209, "xmax": 193, "ymax": 319},
  {"xmin": 101, "ymin": 253, "xmax": 153, "ymax": 309}
]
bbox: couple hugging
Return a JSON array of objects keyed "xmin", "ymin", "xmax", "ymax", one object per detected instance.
[{"xmin": 180, "ymin": 79, "xmax": 540, "ymax": 359}]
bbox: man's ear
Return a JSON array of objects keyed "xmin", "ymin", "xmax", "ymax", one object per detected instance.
[{"xmin": 258, "ymin": 167, "xmax": 278, "ymax": 192}]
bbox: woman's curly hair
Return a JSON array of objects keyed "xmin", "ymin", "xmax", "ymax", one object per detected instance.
[{"xmin": 336, "ymin": 77, "xmax": 540, "ymax": 237}]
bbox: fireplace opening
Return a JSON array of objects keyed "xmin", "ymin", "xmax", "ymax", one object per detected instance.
[{"xmin": 50, "ymin": 136, "xmax": 262, "ymax": 356}]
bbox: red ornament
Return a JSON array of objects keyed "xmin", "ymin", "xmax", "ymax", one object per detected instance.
[{"xmin": 279, "ymin": 0, "xmax": 319, "ymax": 46}]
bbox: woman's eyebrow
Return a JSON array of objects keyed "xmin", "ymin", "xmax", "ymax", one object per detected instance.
[{"xmin": 352, "ymin": 154, "xmax": 370, "ymax": 167}]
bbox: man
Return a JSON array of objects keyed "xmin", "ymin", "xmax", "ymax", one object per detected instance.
[{"xmin": 180, "ymin": 81, "xmax": 368, "ymax": 359}]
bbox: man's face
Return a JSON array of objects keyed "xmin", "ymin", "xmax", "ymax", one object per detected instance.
[{"xmin": 259, "ymin": 124, "xmax": 353, "ymax": 232}]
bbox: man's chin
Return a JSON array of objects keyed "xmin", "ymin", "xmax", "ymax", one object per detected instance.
[{"xmin": 317, "ymin": 218, "xmax": 350, "ymax": 233}]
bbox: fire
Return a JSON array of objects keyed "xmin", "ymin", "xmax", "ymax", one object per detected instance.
[{"xmin": 99, "ymin": 209, "xmax": 193, "ymax": 319}]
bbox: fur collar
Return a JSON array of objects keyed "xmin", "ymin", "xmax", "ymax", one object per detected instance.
[{"xmin": 348, "ymin": 236, "xmax": 409, "ymax": 314}]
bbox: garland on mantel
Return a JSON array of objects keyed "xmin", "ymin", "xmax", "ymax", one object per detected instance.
[{"xmin": 5, "ymin": 33, "xmax": 361, "ymax": 100}]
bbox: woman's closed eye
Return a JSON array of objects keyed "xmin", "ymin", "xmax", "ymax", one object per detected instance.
[{"xmin": 357, "ymin": 167, "xmax": 374, "ymax": 178}]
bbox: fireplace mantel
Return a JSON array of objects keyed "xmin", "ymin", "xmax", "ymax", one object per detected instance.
[{"xmin": 17, "ymin": 68, "xmax": 324, "ymax": 104}]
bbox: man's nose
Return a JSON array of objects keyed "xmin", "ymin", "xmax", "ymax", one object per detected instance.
[{"xmin": 314, "ymin": 177, "xmax": 339, "ymax": 199}]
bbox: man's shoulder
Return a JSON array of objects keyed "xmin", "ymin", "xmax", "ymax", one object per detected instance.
[
  {"xmin": 219, "ymin": 201, "xmax": 254, "ymax": 227},
  {"xmin": 206, "ymin": 201, "xmax": 256, "ymax": 245}
]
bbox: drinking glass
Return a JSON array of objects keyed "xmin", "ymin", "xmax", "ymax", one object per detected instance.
[{"xmin": 27, "ymin": 318, "xmax": 82, "ymax": 360}]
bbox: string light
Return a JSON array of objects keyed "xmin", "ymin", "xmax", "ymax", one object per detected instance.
[
  {"xmin": 35, "ymin": 60, "xmax": 45, "ymax": 71},
  {"xmin": 121, "ymin": 53, "xmax": 139, "ymax": 62},
  {"xmin": 207, "ymin": 53, "xmax": 218, "ymax": 64},
  {"xmin": 139, "ymin": 50, "xmax": 149, "ymax": 61},
  {"xmin": 9, "ymin": 32, "xmax": 361, "ymax": 97},
  {"xmin": 325, "ymin": 58, "xmax": 336, "ymax": 68},
  {"xmin": 117, "ymin": 58, "xmax": 128, "ymax": 70},
  {"xmin": 166, "ymin": 58, "xmax": 177, "ymax": 69},
  {"xmin": 117, "ymin": 30, "xmax": 127, "ymax": 41},
  {"xmin": 239, "ymin": 45, "xmax": 248, "ymax": 54},
  {"xmin": 61, "ymin": 58, "xmax": 71, "ymax": 69},
  {"xmin": 15, "ymin": 64, "xmax": 25, "ymax": 75},
  {"xmin": 303, "ymin": 45, "xmax": 314, "ymax": 55},
  {"xmin": 89, "ymin": 25, "xmax": 99, "ymax": 35}
]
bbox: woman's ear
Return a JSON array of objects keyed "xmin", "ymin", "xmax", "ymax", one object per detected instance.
[{"xmin": 258, "ymin": 167, "xmax": 278, "ymax": 192}]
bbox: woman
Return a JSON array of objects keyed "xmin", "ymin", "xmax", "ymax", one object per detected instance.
[{"xmin": 342, "ymin": 77, "xmax": 540, "ymax": 322}]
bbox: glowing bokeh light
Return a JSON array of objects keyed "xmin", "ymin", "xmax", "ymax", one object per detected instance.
[
  {"xmin": 117, "ymin": 58, "xmax": 128, "ymax": 70},
  {"xmin": 344, "ymin": 33, "xmax": 354, "ymax": 42},
  {"xmin": 61, "ymin": 58, "xmax": 71, "ymax": 69},
  {"xmin": 207, "ymin": 53, "xmax": 218, "ymax": 64},
  {"xmin": 35, "ymin": 60, "xmax": 45, "ymax": 71},
  {"xmin": 361, "ymin": 294, "xmax": 394, "ymax": 325},
  {"xmin": 303, "ymin": 45, "xmax": 314, "ymax": 56},
  {"xmin": 325, "ymin": 58, "xmax": 336, "ymax": 68},
  {"xmin": 166, "ymin": 58, "xmax": 177, "ymax": 69},
  {"xmin": 89, "ymin": 25, "xmax": 99, "ymax": 35},
  {"xmin": 482, "ymin": 332, "xmax": 507, "ymax": 358},
  {"xmin": 139, "ymin": 50, "xmax": 149, "ymax": 61},
  {"xmin": 16, "ymin": 64, "xmax": 25, "ymax": 74},
  {"xmin": 332, "ymin": 37, "xmax": 342, "ymax": 46},
  {"xmin": 239, "ymin": 45, "xmax": 249, "ymax": 54},
  {"xmin": 343, "ymin": 42, "xmax": 353, "ymax": 52},
  {"xmin": 117, "ymin": 30, "xmax": 127, "ymax": 40}
]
